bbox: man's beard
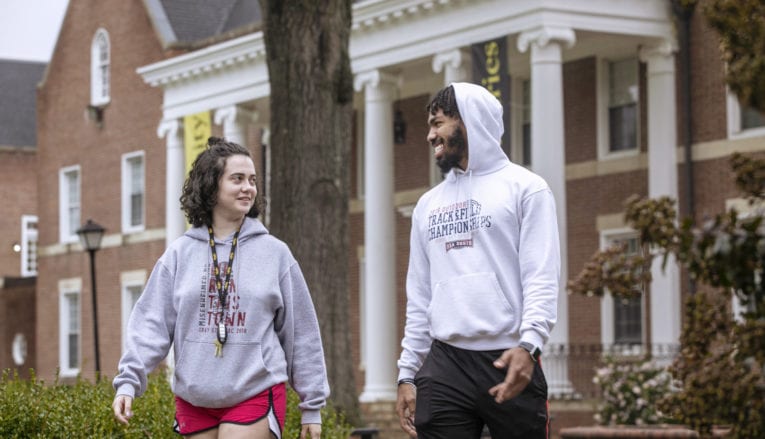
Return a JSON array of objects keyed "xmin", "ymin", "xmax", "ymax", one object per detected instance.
[{"xmin": 436, "ymin": 125, "xmax": 467, "ymax": 174}]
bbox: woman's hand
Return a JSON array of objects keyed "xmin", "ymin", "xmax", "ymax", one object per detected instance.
[
  {"xmin": 301, "ymin": 423, "xmax": 321, "ymax": 438},
  {"xmin": 112, "ymin": 395, "xmax": 134, "ymax": 425}
]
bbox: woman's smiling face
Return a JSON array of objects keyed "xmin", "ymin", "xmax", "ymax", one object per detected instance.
[{"xmin": 214, "ymin": 154, "xmax": 257, "ymax": 221}]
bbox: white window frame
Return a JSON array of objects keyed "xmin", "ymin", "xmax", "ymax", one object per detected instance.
[
  {"xmin": 90, "ymin": 28, "xmax": 110, "ymax": 107},
  {"xmin": 20, "ymin": 215, "xmax": 38, "ymax": 277},
  {"xmin": 120, "ymin": 270, "xmax": 147, "ymax": 353},
  {"xmin": 59, "ymin": 165, "xmax": 81, "ymax": 244},
  {"xmin": 599, "ymin": 228, "xmax": 646, "ymax": 356},
  {"xmin": 121, "ymin": 151, "xmax": 146, "ymax": 233},
  {"xmin": 597, "ymin": 57, "xmax": 641, "ymax": 161},
  {"xmin": 726, "ymin": 89, "xmax": 765, "ymax": 140},
  {"xmin": 59, "ymin": 278, "xmax": 82, "ymax": 377}
]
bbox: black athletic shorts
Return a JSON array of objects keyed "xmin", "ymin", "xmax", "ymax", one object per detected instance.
[{"xmin": 414, "ymin": 340, "xmax": 549, "ymax": 439}]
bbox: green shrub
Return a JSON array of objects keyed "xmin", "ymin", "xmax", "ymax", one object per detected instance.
[
  {"xmin": 282, "ymin": 387, "xmax": 353, "ymax": 439},
  {"xmin": 0, "ymin": 369, "xmax": 175, "ymax": 438},
  {"xmin": 0, "ymin": 369, "xmax": 353, "ymax": 438}
]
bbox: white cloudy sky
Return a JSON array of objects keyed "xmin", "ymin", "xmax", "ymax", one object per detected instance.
[{"xmin": 0, "ymin": 0, "xmax": 70, "ymax": 62}]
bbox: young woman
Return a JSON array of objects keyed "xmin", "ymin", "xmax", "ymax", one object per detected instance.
[{"xmin": 112, "ymin": 137, "xmax": 328, "ymax": 439}]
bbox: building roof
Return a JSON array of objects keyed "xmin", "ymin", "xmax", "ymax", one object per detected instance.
[
  {"xmin": 144, "ymin": 0, "xmax": 262, "ymax": 49},
  {"xmin": 0, "ymin": 59, "xmax": 46, "ymax": 148}
]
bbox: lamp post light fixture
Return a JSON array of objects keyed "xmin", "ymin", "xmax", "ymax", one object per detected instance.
[{"xmin": 76, "ymin": 219, "xmax": 105, "ymax": 379}]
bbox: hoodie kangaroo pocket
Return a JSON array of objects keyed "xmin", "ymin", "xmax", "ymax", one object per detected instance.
[
  {"xmin": 428, "ymin": 272, "xmax": 514, "ymax": 340},
  {"xmin": 173, "ymin": 339, "xmax": 271, "ymax": 407}
]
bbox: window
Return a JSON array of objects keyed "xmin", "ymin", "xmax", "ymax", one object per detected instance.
[
  {"xmin": 726, "ymin": 90, "xmax": 765, "ymax": 138},
  {"xmin": 120, "ymin": 270, "xmax": 146, "ymax": 353},
  {"xmin": 91, "ymin": 28, "xmax": 110, "ymax": 107},
  {"xmin": 59, "ymin": 165, "xmax": 81, "ymax": 243},
  {"xmin": 121, "ymin": 151, "xmax": 145, "ymax": 233},
  {"xmin": 741, "ymin": 105, "xmax": 765, "ymax": 131},
  {"xmin": 59, "ymin": 279, "xmax": 82, "ymax": 377},
  {"xmin": 599, "ymin": 58, "xmax": 639, "ymax": 158},
  {"xmin": 20, "ymin": 215, "xmax": 38, "ymax": 277},
  {"xmin": 600, "ymin": 230, "xmax": 644, "ymax": 350}
]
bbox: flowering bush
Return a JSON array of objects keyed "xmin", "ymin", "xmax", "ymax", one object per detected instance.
[{"xmin": 592, "ymin": 357, "xmax": 675, "ymax": 426}]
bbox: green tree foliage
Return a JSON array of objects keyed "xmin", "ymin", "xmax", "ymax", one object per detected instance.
[
  {"xmin": 569, "ymin": 154, "xmax": 765, "ymax": 437},
  {"xmin": 704, "ymin": 0, "xmax": 765, "ymax": 113},
  {"xmin": 673, "ymin": 0, "xmax": 765, "ymax": 113}
]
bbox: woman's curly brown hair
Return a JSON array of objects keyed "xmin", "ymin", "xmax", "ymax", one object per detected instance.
[{"xmin": 180, "ymin": 137, "xmax": 262, "ymax": 227}]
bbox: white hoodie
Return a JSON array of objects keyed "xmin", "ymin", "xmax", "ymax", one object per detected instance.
[{"xmin": 397, "ymin": 82, "xmax": 560, "ymax": 381}]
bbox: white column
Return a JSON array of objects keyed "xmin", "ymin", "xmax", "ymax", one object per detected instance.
[
  {"xmin": 432, "ymin": 49, "xmax": 469, "ymax": 85},
  {"xmin": 640, "ymin": 41, "xmax": 681, "ymax": 364},
  {"xmin": 214, "ymin": 105, "xmax": 258, "ymax": 145},
  {"xmin": 518, "ymin": 25, "xmax": 575, "ymax": 397},
  {"xmin": 354, "ymin": 69, "xmax": 399, "ymax": 402},
  {"xmin": 158, "ymin": 119, "xmax": 185, "ymax": 248}
]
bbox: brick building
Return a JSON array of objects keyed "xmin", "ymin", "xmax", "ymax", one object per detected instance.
[
  {"xmin": 33, "ymin": 0, "xmax": 261, "ymax": 384},
  {"xmin": 26, "ymin": 0, "xmax": 765, "ymax": 438},
  {"xmin": 0, "ymin": 59, "xmax": 46, "ymax": 377}
]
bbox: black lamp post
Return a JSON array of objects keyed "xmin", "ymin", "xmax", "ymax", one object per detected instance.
[{"xmin": 77, "ymin": 219, "xmax": 105, "ymax": 379}]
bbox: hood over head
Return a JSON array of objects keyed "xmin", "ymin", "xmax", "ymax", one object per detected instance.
[{"xmin": 451, "ymin": 82, "xmax": 510, "ymax": 175}]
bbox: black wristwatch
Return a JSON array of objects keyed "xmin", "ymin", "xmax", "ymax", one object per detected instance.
[{"xmin": 519, "ymin": 341, "xmax": 541, "ymax": 361}]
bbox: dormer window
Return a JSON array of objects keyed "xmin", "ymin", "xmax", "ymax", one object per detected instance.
[{"xmin": 90, "ymin": 28, "xmax": 110, "ymax": 107}]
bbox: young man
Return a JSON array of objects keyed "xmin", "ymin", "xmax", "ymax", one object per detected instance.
[{"xmin": 396, "ymin": 83, "xmax": 560, "ymax": 438}]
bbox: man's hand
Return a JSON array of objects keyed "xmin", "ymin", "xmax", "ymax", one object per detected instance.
[
  {"xmin": 300, "ymin": 423, "xmax": 321, "ymax": 438},
  {"xmin": 396, "ymin": 382, "xmax": 417, "ymax": 437},
  {"xmin": 488, "ymin": 347, "xmax": 534, "ymax": 404},
  {"xmin": 112, "ymin": 394, "xmax": 134, "ymax": 425}
]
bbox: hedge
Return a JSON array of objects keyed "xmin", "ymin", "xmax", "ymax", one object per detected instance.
[{"xmin": 0, "ymin": 368, "xmax": 352, "ymax": 438}]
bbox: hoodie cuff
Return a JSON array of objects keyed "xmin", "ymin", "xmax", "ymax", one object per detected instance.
[
  {"xmin": 397, "ymin": 367, "xmax": 417, "ymax": 383},
  {"xmin": 301, "ymin": 409, "xmax": 322, "ymax": 425},
  {"xmin": 520, "ymin": 331, "xmax": 545, "ymax": 353},
  {"xmin": 115, "ymin": 383, "xmax": 136, "ymax": 399}
]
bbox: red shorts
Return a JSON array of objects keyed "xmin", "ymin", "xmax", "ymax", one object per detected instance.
[{"xmin": 173, "ymin": 383, "xmax": 286, "ymax": 436}]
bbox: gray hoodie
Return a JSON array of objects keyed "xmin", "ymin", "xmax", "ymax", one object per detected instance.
[
  {"xmin": 113, "ymin": 217, "xmax": 329, "ymax": 425},
  {"xmin": 397, "ymin": 82, "xmax": 560, "ymax": 381}
]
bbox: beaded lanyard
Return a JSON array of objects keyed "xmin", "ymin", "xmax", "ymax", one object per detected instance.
[{"xmin": 208, "ymin": 225, "xmax": 241, "ymax": 357}]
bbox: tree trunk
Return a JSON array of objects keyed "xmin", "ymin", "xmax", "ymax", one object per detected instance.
[{"xmin": 259, "ymin": 0, "xmax": 359, "ymax": 423}]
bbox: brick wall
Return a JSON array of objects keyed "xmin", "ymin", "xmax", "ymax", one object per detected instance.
[
  {"xmin": 688, "ymin": 0, "xmax": 728, "ymax": 144},
  {"xmin": 0, "ymin": 148, "xmax": 37, "ymax": 279},
  {"xmin": 0, "ymin": 277, "xmax": 36, "ymax": 379},
  {"xmin": 35, "ymin": 0, "xmax": 168, "ymax": 382},
  {"xmin": 564, "ymin": 57, "xmax": 598, "ymax": 164}
]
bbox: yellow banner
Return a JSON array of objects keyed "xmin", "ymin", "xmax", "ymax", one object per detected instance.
[{"xmin": 183, "ymin": 111, "xmax": 211, "ymax": 176}]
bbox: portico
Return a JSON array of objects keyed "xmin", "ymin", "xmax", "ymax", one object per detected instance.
[{"xmin": 138, "ymin": 0, "xmax": 678, "ymax": 404}]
